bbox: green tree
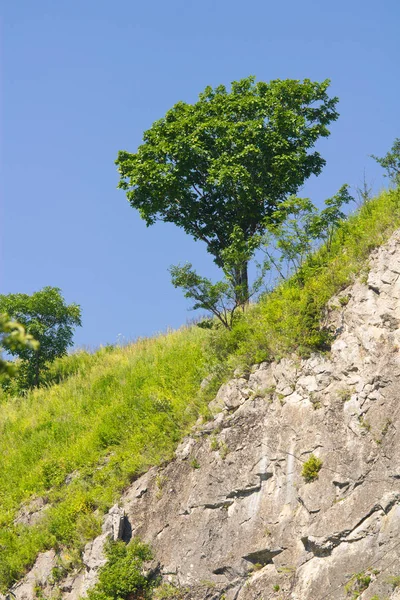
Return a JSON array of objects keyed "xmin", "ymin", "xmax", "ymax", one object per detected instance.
[
  {"xmin": 0, "ymin": 314, "xmax": 38, "ymax": 379},
  {"xmin": 371, "ymin": 138, "xmax": 400, "ymax": 187},
  {"xmin": 0, "ymin": 287, "xmax": 81, "ymax": 388},
  {"xmin": 116, "ymin": 76, "xmax": 339, "ymax": 304}
]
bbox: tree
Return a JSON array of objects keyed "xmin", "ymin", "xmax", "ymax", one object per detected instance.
[
  {"xmin": 263, "ymin": 184, "xmax": 354, "ymax": 279},
  {"xmin": 0, "ymin": 287, "xmax": 81, "ymax": 388},
  {"xmin": 0, "ymin": 314, "xmax": 38, "ymax": 380},
  {"xmin": 170, "ymin": 186, "xmax": 352, "ymax": 328},
  {"xmin": 371, "ymin": 138, "xmax": 400, "ymax": 187},
  {"xmin": 116, "ymin": 76, "xmax": 339, "ymax": 304}
]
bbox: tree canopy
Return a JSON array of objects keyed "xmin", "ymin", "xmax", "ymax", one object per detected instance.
[
  {"xmin": 0, "ymin": 287, "xmax": 81, "ymax": 388},
  {"xmin": 116, "ymin": 76, "xmax": 339, "ymax": 302}
]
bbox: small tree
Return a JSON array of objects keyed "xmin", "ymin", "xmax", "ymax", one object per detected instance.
[
  {"xmin": 0, "ymin": 287, "xmax": 81, "ymax": 388},
  {"xmin": 116, "ymin": 76, "xmax": 339, "ymax": 305},
  {"xmin": 371, "ymin": 138, "xmax": 400, "ymax": 187}
]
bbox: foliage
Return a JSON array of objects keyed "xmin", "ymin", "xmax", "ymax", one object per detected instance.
[
  {"xmin": 170, "ymin": 227, "xmax": 267, "ymax": 329},
  {"xmin": 372, "ymin": 138, "xmax": 400, "ymax": 186},
  {"xmin": 171, "ymin": 186, "xmax": 352, "ymax": 327},
  {"xmin": 0, "ymin": 314, "xmax": 38, "ymax": 379},
  {"xmin": 117, "ymin": 76, "xmax": 339, "ymax": 302},
  {"xmin": 301, "ymin": 454, "xmax": 323, "ymax": 483},
  {"xmin": 87, "ymin": 538, "xmax": 153, "ymax": 600},
  {"xmin": 344, "ymin": 571, "xmax": 372, "ymax": 598},
  {"xmin": 0, "ymin": 287, "xmax": 81, "ymax": 389},
  {"xmin": 170, "ymin": 264, "xmax": 236, "ymax": 329},
  {"xmin": 0, "ymin": 326, "xmax": 211, "ymax": 591},
  {"xmin": 263, "ymin": 185, "xmax": 353, "ymax": 280}
]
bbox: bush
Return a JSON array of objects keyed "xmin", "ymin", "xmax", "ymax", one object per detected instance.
[
  {"xmin": 87, "ymin": 538, "xmax": 153, "ymax": 600},
  {"xmin": 301, "ymin": 454, "xmax": 323, "ymax": 483}
]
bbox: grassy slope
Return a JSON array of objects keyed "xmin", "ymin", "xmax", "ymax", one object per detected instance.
[
  {"xmin": 0, "ymin": 188, "xmax": 399, "ymax": 590},
  {"xmin": 0, "ymin": 328, "xmax": 214, "ymax": 589}
]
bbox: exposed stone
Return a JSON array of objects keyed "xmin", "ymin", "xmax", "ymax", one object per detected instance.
[{"xmin": 14, "ymin": 496, "xmax": 49, "ymax": 527}]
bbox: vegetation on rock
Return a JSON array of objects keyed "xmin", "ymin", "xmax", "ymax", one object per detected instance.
[
  {"xmin": 301, "ymin": 454, "xmax": 323, "ymax": 483},
  {"xmin": 87, "ymin": 538, "xmax": 153, "ymax": 600}
]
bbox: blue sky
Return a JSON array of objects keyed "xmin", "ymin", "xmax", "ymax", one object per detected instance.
[{"xmin": 2, "ymin": 0, "xmax": 399, "ymax": 349}]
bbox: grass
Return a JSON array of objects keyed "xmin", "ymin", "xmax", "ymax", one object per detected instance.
[
  {"xmin": 0, "ymin": 327, "xmax": 213, "ymax": 591},
  {"xmin": 0, "ymin": 188, "xmax": 399, "ymax": 591}
]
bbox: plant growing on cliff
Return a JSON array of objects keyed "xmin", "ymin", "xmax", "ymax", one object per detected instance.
[
  {"xmin": 86, "ymin": 538, "xmax": 153, "ymax": 600},
  {"xmin": 301, "ymin": 454, "xmax": 323, "ymax": 482},
  {"xmin": 344, "ymin": 571, "xmax": 372, "ymax": 597},
  {"xmin": 116, "ymin": 75, "xmax": 339, "ymax": 311}
]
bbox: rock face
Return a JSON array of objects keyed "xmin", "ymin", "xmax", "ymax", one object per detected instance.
[{"xmin": 5, "ymin": 231, "xmax": 400, "ymax": 599}]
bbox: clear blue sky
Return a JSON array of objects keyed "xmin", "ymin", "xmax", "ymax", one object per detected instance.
[{"xmin": 1, "ymin": 0, "xmax": 399, "ymax": 349}]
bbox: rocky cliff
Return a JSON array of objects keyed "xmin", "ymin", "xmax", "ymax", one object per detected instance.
[{"xmin": 6, "ymin": 231, "xmax": 400, "ymax": 599}]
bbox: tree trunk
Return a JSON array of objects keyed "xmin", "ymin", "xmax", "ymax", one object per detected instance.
[{"xmin": 234, "ymin": 261, "xmax": 249, "ymax": 308}]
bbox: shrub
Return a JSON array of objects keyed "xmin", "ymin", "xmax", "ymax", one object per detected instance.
[
  {"xmin": 301, "ymin": 454, "xmax": 323, "ymax": 483},
  {"xmin": 87, "ymin": 538, "xmax": 153, "ymax": 600}
]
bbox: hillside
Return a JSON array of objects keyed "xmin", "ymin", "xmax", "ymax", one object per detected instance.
[{"xmin": 1, "ymin": 188, "xmax": 400, "ymax": 599}]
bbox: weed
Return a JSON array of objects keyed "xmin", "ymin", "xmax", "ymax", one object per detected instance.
[
  {"xmin": 153, "ymin": 583, "xmax": 188, "ymax": 598},
  {"xmin": 210, "ymin": 436, "xmax": 220, "ymax": 451},
  {"xmin": 190, "ymin": 458, "xmax": 201, "ymax": 469},
  {"xmin": 273, "ymin": 584, "xmax": 280, "ymax": 592},
  {"xmin": 156, "ymin": 474, "xmax": 167, "ymax": 500},
  {"xmin": 199, "ymin": 580, "xmax": 217, "ymax": 588},
  {"xmin": 339, "ymin": 295, "xmax": 350, "ymax": 306},
  {"xmin": 301, "ymin": 454, "xmax": 323, "ymax": 483},
  {"xmin": 382, "ymin": 419, "xmax": 392, "ymax": 436},
  {"xmin": 358, "ymin": 416, "xmax": 371, "ymax": 432},
  {"xmin": 344, "ymin": 572, "xmax": 372, "ymax": 598},
  {"xmin": 219, "ymin": 442, "xmax": 230, "ymax": 460},
  {"xmin": 338, "ymin": 388, "xmax": 352, "ymax": 402},
  {"xmin": 387, "ymin": 575, "xmax": 400, "ymax": 588}
]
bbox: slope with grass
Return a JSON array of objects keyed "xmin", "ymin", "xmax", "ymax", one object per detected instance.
[{"xmin": 1, "ymin": 188, "xmax": 400, "ymax": 596}]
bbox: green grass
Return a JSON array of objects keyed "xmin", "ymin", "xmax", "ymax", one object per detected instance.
[
  {"xmin": 0, "ymin": 327, "xmax": 213, "ymax": 591},
  {"xmin": 0, "ymin": 188, "xmax": 399, "ymax": 591}
]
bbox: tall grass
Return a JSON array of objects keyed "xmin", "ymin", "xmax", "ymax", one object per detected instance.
[
  {"xmin": 0, "ymin": 188, "xmax": 399, "ymax": 591},
  {"xmin": 0, "ymin": 327, "xmax": 212, "ymax": 590}
]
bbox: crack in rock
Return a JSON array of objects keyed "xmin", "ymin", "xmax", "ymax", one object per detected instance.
[{"xmin": 301, "ymin": 496, "xmax": 400, "ymax": 557}]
